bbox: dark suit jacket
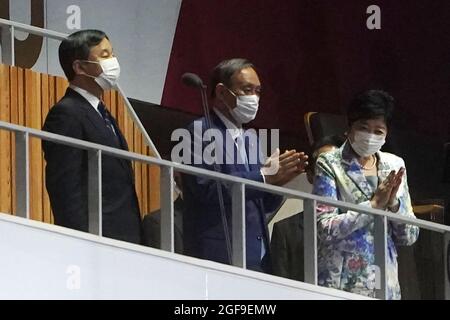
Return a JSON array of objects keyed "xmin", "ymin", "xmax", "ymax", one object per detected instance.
[
  {"xmin": 270, "ymin": 213, "xmax": 304, "ymax": 281},
  {"xmin": 181, "ymin": 113, "xmax": 283, "ymax": 272},
  {"xmin": 42, "ymin": 88, "xmax": 142, "ymax": 244}
]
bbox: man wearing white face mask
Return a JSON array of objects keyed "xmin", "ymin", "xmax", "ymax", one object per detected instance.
[
  {"xmin": 182, "ymin": 58, "xmax": 308, "ymax": 272},
  {"xmin": 313, "ymin": 90, "xmax": 419, "ymax": 299},
  {"xmin": 43, "ymin": 30, "xmax": 142, "ymax": 244}
]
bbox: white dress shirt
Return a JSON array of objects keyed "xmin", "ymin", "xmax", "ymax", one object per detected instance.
[
  {"xmin": 70, "ymin": 85, "xmax": 117, "ymax": 136},
  {"xmin": 70, "ymin": 85, "xmax": 101, "ymax": 116},
  {"xmin": 213, "ymin": 108, "xmax": 266, "ymax": 259}
]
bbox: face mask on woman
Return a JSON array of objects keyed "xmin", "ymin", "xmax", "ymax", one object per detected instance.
[{"xmin": 350, "ymin": 131, "xmax": 386, "ymax": 157}]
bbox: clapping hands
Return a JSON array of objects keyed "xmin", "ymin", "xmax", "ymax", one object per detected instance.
[
  {"xmin": 371, "ymin": 168, "xmax": 405, "ymax": 211},
  {"xmin": 262, "ymin": 148, "xmax": 309, "ymax": 186}
]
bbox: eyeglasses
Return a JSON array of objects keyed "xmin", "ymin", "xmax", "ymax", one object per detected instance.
[{"xmin": 228, "ymin": 86, "xmax": 262, "ymax": 97}]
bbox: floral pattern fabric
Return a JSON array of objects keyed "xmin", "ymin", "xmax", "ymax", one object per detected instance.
[{"xmin": 312, "ymin": 142, "xmax": 419, "ymax": 299}]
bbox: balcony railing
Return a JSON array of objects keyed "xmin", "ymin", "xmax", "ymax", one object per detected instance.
[{"xmin": 0, "ymin": 18, "xmax": 449, "ymax": 300}]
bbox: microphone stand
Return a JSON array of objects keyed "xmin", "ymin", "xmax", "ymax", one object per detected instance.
[{"xmin": 194, "ymin": 79, "xmax": 233, "ymax": 265}]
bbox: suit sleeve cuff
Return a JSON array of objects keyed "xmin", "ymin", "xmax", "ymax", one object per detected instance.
[{"xmin": 260, "ymin": 169, "xmax": 267, "ymax": 184}]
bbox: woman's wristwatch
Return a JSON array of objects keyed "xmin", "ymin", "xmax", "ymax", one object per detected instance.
[{"xmin": 387, "ymin": 199, "xmax": 400, "ymax": 212}]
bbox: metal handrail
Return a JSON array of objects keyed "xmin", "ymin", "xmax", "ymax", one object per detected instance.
[
  {"xmin": 1, "ymin": 118, "xmax": 450, "ymax": 300},
  {"xmin": 0, "ymin": 18, "xmax": 67, "ymax": 40},
  {"xmin": 1, "ymin": 120, "xmax": 447, "ymax": 233},
  {"xmin": 0, "ymin": 18, "xmax": 448, "ymax": 300},
  {"xmin": 0, "ymin": 18, "xmax": 161, "ymax": 158}
]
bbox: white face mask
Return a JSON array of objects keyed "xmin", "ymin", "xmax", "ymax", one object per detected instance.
[
  {"xmin": 81, "ymin": 57, "xmax": 121, "ymax": 90},
  {"xmin": 225, "ymin": 89, "xmax": 259, "ymax": 124},
  {"xmin": 350, "ymin": 131, "xmax": 386, "ymax": 157}
]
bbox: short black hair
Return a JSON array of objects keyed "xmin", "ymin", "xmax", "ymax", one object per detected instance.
[
  {"xmin": 210, "ymin": 58, "xmax": 255, "ymax": 98},
  {"xmin": 59, "ymin": 29, "xmax": 108, "ymax": 81},
  {"xmin": 347, "ymin": 90, "xmax": 395, "ymax": 128}
]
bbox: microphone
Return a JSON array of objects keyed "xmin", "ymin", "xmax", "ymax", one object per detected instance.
[
  {"xmin": 181, "ymin": 72, "xmax": 211, "ymax": 126},
  {"xmin": 181, "ymin": 72, "xmax": 205, "ymax": 89},
  {"xmin": 181, "ymin": 72, "xmax": 232, "ymax": 265}
]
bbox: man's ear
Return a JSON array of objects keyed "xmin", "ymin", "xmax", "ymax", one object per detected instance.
[
  {"xmin": 72, "ymin": 60, "xmax": 84, "ymax": 76},
  {"xmin": 72, "ymin": 60, "xmax": 82, "ymax": 75},
  {"xmin": 215, "ymin": 83, "xmax": 226, "ymax": 100}
]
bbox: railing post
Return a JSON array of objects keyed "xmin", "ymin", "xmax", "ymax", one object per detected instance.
[
  {"xmin": 116, "ymin": 85, "xmax": 161, "ymax": 159},
  {"xmin": 231, "ymin": 182, "xmax": 246, "ymax": 268},
  {"xmin": 88, "ymin": 150, "xmax": 102, "ymax": 236},
  {"xmin": 0, "ymin": 25, "xmax": 14, "ymax": 66},
  {"xmin": 304, "ymin": 199, "xmax": 318, "ymax": 285},
  {"xmin": 444, "ymin": 232, "xmax": 450, "ymax": 300},
  {"xmin": 374, "ymin": 215, "xmax": 388, "ymax": 299},
  {"xmin": 15, "ymin": 131, "xmax": 29, "ymax": 219},
  {"xmin": 160, "ymin": 166, "xmax": 174, "ymax": 252}
]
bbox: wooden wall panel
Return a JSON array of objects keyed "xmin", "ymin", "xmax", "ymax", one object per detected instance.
[
  {"xmin": 0, "ymin": 65, "xmax": 12, "ymax": 214},
  {"xmin": 47, "ymin": 74, "xmax": 56, "ymax": 224},
  {"xmin": 133, "ymin": 125, "xmax": 143, "ymax": 215},
  {"xmin": 0, "ymin": 64, "xmax": 161, "ymax": 224},
  {"xmin": 55, "ymin": 78, "xmax": 68, "ymax": 101},
  {"xmin": 25, "ymin": 69, "xmax": 43, "ymax": 222},
  {"xmin": 149, "ymin": 163, "xmax": 161, "ymax": 213},
  {"xmin": 10, "ymin": 67, "xmax": 18, "ymax": 216},
  {"xmin": 41, "ymin": 73, "xmax": 52, "ymax": 224},
  {"xmin": 17, "ymin": 68, "xmax": 25, "ymax": 126}
]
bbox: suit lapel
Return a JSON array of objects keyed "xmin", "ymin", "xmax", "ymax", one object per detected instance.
[
  {"xmin": 103, "ymin": 109, "xmax": 135, "ymax": 179},
  {"xmin": 108, "ymin": 114, "xmax": 134, "ymax": 180},
  {"xmin": 341, "ymin": 142, "xmax": 374, "ymax": 200},
  {"xmin": 211, "ymin": 112, "xmax": 261, "ymax": 171},
  {"xmin": 210, "ymin": 113, "xmax": 239, "ymax": 168},
  {"xmin": 67, "ymin": 88, "xmax": 134, "ymax": 180},
  {"xmin": 66, "ymin": 89, "xmax": 113, "ymax": 146},
  {"xmin": 377, "ymin": 152, "xmax": 391, "ymax": 185},
  {"xmin": 84, "ymin": 110, "xmax": 116, "ymax": 146},
  {"xmin": 211, "ymin": 114, "xmax": 271, "ymax": 257},
  {"xmin": 245, "ymin": 134, "xmax": 260, "ymax": 171},
  {"xmin": 107, "ymin": 111, "xmax": 128, "ymax": 151}
]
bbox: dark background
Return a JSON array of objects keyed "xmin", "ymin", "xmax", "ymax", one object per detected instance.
[
  {"xmin": 160, "ymin": 0, "xmax": 449, "ymax": 212},
  {"xmin": 132, "ymin": 0, "xmax": 450, "ymax": 299}
]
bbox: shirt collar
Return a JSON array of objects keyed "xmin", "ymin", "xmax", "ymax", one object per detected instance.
[
  {"xmin": 213, "ymin": 108, "xmax": 243, "ymax": 140},
  {"xmin": 70, "ymin": 85, "xmax": 101, "ymax": 115}
]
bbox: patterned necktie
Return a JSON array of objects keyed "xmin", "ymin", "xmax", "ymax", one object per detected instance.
[{"xmin": 97, "ymin": 102, "xmax": 120, "ymax": 145}]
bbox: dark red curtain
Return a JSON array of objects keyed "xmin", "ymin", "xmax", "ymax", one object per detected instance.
[{"xmin": 162, "ymin": 0, "xmax": 450, "ymax": 148}]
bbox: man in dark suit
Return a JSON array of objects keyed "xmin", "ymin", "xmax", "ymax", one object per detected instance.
[
  {"xmin": 270, "ymin": 135, "xmax": 345, "ymax": 281},
  {"xmin": 181, "ymin": 58, "xmax": 309, "ymax": 272},
  {"xmin": 42, "ymin": 30, "xmax": 142, "ymax": 244}
]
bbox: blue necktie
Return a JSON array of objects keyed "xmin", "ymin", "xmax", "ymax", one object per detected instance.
[
  {"xmin": 235, "ymin": 134, "xmax": 249, "ymax": 171},
  {"xmin": 98, "ymin": 102, "xmax": 120, "ymax": 145}
]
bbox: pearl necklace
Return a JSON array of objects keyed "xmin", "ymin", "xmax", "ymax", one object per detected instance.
[{"xmin": 361, "ymin": 155, "xmax": 377, "ymax": 170}]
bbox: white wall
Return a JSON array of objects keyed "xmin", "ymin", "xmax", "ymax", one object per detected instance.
[
  {"xmin": 0, "ymin": 213, "xmax": 367, "ymax": 300},
  {"xmin": 7, "ymin": 0, "xmax": 182, "ymax": 104}
]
